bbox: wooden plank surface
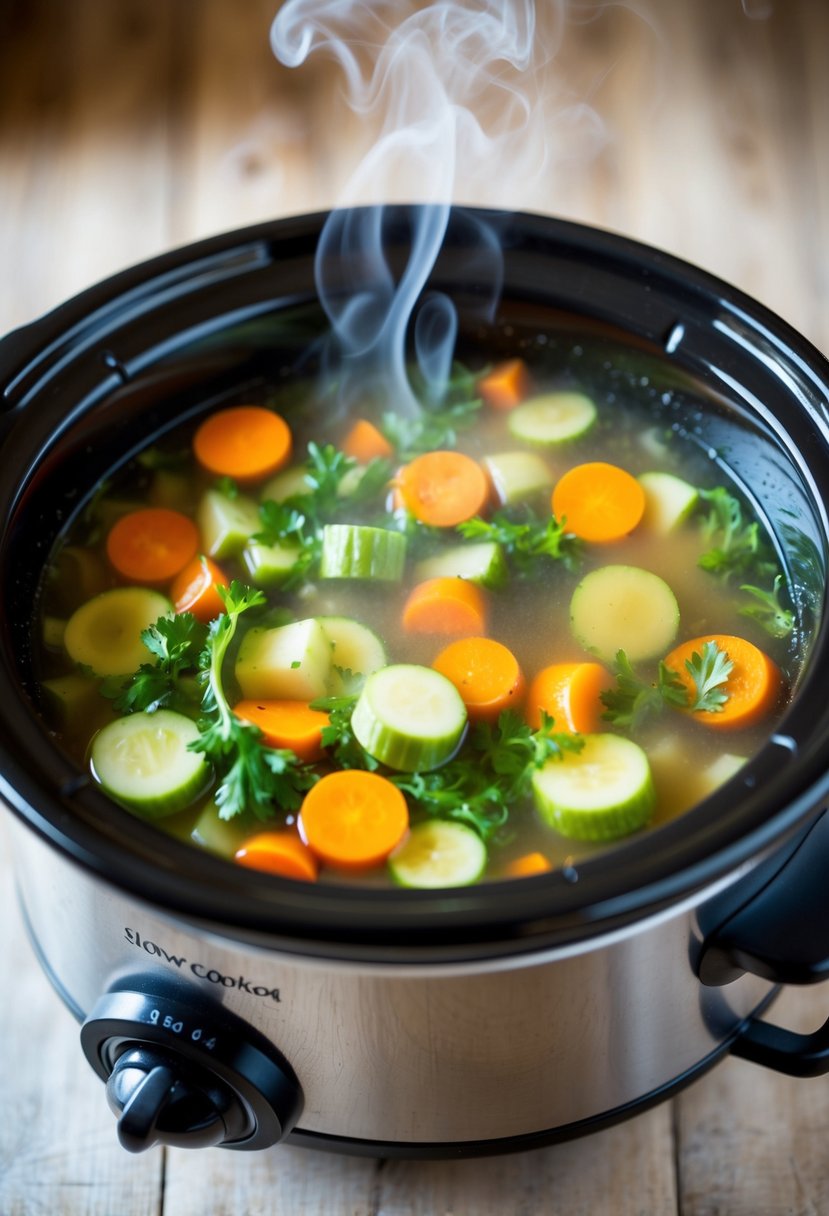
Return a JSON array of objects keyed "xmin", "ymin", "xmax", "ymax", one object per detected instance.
[{"xmin": 1, "ymin": 2, "xmax": 828, "ymax": 1213}]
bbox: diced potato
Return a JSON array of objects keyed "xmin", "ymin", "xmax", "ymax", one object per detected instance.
[
  {"xmin": 483, "ymin": 450, "xmax": 553, "ymax": 505},
  {"xmin": 197, "ymin": 489, "xmax": 260, "ymax": 558},
  {"xmin": 235, "ymin": 618, "xmax": 332, "ymax": 700}
]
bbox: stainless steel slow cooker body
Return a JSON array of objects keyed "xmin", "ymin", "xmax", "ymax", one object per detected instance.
[{"xmin": 2, "ymin": 208, "xmax": 829, "ymax": 1156}]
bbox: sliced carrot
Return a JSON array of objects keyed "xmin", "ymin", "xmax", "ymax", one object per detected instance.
[
  {"xmin": 299, "ymin": 770, "xmax": 409, "ymax": 871},
  {"xmin": 342, "ymin": 418, "xmax": 394, "ymax": 463},
  {"xmin": 106, "ymin": 508, "xmax": 199, "ymax": 582},
  {"xmin": 233, "ymin": 699, "xmax": 330, "ymax": 762},
  {"xmin": 526, "ymin": 661, "xmax": 610, "ymax": 733},
  {"xmin": 193, "ymin": 406, "xmax": 292, "ymax": 482},
  {"xmin": 402, "ymin": 577, "xmax": 487, "ymax": 636},
  {"xmin": 477, "ymin": 359, "xmax": 531, "ymax": 411},
  {"xmin": 663, "ymin": 634, "xmax": 784, "ymax": 731},
  {"xmin": 234, "ymin": 831, "xmax": 318, "ymax": 881},
  {"xmin": 551, "ymin": 462, "xmax": 645, "ymax": 543},
  {"xmin": 505, "ymin": 852, "xmax": 552, "ymax": 878},
  {"xmin": 397, "ymin": 450, "xmax": 489, "ymax": 527},
  {"xmin": 432, "ymin": 637, "xmax": 524, "ymax": 721},
  {"xmin": 171, "ymin": 555, "xmax": 228, "ymax": 622}
]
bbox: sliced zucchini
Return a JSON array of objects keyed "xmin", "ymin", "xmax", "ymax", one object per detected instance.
[
  {"xmin": 241, "ymin": 538, "xmax": 303, "ymax": 587},
  {"xmin": 351, "ymin": 664, "xmax": 467, "ymax": 772},
  {"xmin": 260, "ymin": 465, "xmax": 310, "ymax": 503},
  {"xmin": 532, "ymin": 733, "xmax": 655, "ymax": 841},
  {"xmin": 197, "ymin": 489, "xmax": 260, "ymax": 559},
  {"xmin": 90, "ymin": 710, "xmax": 210, "ymax": 818},
  {"xmin": 570, "ymin": 565, "xmax": 679, "ymax": 663},
  {"xmin": 638, "ymin": 471, "xmax": 699, "ymax": 535},
  {"xmin": 507, "ymin": 392, "xmax": 597, "ymax": 446},
  {"xmin": 483, "ymin": 450, "xmax": 553, "ymax": 505},
  {"xmin": 319, "ymin": 524, "xmax": 407, "ymax": 581},
  {"xmin": 235, "ymin": 618, "xmax": 332, "ymax": 700},
  {"xmin": 317, "ymin": 616, "xmax": 388, "ymax": 693},
  {"xmin": 64, "ymin": 587, "xmax": 171, "ymax": 677},
  {"xmin": 414, "ymin": 541, "xmax": 508, "ymax": 589},
  {"xmin": 389, "ymin": 819, "xmax": 487, "ymax": 888}
]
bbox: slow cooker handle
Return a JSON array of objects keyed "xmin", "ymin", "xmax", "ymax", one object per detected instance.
[{"xmin": 698, "ymin": 809, "xmax": 829, "ymax": 1077}]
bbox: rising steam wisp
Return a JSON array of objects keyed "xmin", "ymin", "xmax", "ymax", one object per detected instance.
[{"xmin": 271, "ymin": 1, "xmax": 601, "ymax": 414}]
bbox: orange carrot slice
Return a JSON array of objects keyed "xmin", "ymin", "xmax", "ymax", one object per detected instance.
[
  {"xmin": 504, "ymin": 852, "xmax": 552, "ymax": 878},
  {"xmin": 526, "ymin": 661, "xmax": 610, "ymax": 733},
  {"xmin": 106, "ymin": 508, "xmax": 199, "ymax": 583},
  {"xmin": 663, "ymin": 634, "xmax": 784, "ymax": 730},
  {"xmin": 402, "ymin": 577, "xmax": 487, "ymax": 636},
  {"xmin": 233, "ymin": 699, "xmax": 330, "ymax": 762},
  {"xmin": 397, "ymin": 450, "xmax": 489, "ymax": 527},
  {"xmin": 552, "ymin": 462, "xmax": 645, "ymax": 543},
  {"xmin": 193, "ymin": 406, "xmax": 292, "ymax": 482},
  {"xmin": 171, "ymin": 555, "xmax": 228, "ymax": 622},
  {"xmin": 477, "ymin": 359, "xmax": 531, "ymax": 411},
  {"xmin": 342, "ymin": 418, "xmax": 393, "ymax": 463},
  {"xmin": 432, "ymin": 636, "xmax": 524, "ymax": 721},
  {"xmin": 234, "ymin": 831, "xmax": 319, "ymax": 881},
  {"xmin": 299, "ymin": 770, "xmax": 409, "ymax": 871}
]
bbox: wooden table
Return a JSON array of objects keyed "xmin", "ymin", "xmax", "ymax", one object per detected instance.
[{"xmin": 1, "ymin": 2, "xmax": 827, "ymax": 1212}]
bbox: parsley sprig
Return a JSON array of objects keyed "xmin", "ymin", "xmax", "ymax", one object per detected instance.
[
  {"xmin": 738, "ymin": 575, "xmax": 795, "ymax": 640},
  {"xmin": 311, "ymin": 693, "xmax": 379, "ymax": 771},
  {"xmin": 601, "ymin": 642, "xmax": 734, "ymax": 729},
  {"xmin": 458, "ymin": 507, "xmax": 582, "ymax": 576},
  {"xmin": 255, "ymin": 443, "xmax": 393, "ymax": 589},
  {"xmin": 684, "ymin": 643, "xmax": 734, "ymax": 711},
  {"xmin": 380, "ymin": 362, "xmax": 483, "ymax": 458},
  {"xmin": 697, "ymin": 487, "xmax": 777, "ymax": 583},
  {"xmin": 695, "ymin": 487, "xmax": 794, "ymax": 639},
  {"xmin": 101, "ymin": 614, "xmax": 207, "ymax": 715},
  {"xmin": 393, "ymin": 711, "xmax": 583, "ymax": 841},
  {"xmin": 600, "ymin": 652, "xmax": 687, "ymax": 730},
  {"xmin": 312, "ymin": 696, "xmax": 582, "ymax": 841},
  {"xmin": 188, "ymin": 581, "xmax": 316, "ymax": 820}
]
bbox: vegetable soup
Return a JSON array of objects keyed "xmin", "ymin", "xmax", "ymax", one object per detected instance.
[{"xmin": 35, "ymin": 334, "xmax": 800, "ymax": 889}]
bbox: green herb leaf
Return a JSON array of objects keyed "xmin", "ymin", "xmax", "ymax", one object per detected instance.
[
  {"xmin": 600, "ymin": 650, "xmax": 687, "ymax": 730},
  {"xmin": 188, "ymin": 580, "xmax": 316, "ymax": 819},
  {"xmin": 310, "ymin": 693, "xmax": 380, "ymax": 771},
  {"xmin": 380, "ymin": 365, "xmax": 483, "ymax": 458},
  {"xmin": 393, "ymin": 711, "xmax": 582, "ymax": 842},
  {"xmin": 458, "ymin": 507, "xmax": 582, "ymax": 575},
  {"xmin": 683, "ymin": 641, "xmax": 734, "ymax": 713},
  {"xmin": 100, "ymin": 613, "xmax": 207, "ymax": 715},
  {"xmin": 697, "ymin": 487, "xmax": 777, "ymax": 584},
  {"xmin": 739, "ymin": 575, "xmax": 795, "ymax": 639},
  {"xmin": 213, "ymin": 475, "xmax": 239, "ymax": 500}
]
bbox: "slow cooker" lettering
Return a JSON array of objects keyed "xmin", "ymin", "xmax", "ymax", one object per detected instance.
[{"xmin": 124, "ymin": 927, "xmax": 281, "ymax": 1003}]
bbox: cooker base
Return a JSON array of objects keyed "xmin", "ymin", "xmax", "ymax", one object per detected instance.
[
  {"xmin": 284, "ymin": 1007, "xmax": 775, "ymax": 1159},
  {"xmin": 23, "ymin": 897, "xmax": 778, "ymax": 1158}
]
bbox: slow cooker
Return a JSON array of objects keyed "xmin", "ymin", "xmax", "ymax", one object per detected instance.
[{"xmin": 1, "ymin": 207, "xmax": 828, "ymax": 1157}]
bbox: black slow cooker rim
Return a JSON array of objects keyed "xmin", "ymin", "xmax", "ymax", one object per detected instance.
[{"xmin": 2, "ymin": 206, "xmax": 829, "ymax": 963}]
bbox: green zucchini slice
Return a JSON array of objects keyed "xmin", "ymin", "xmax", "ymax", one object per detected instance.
[
  {"xmin": 91, "ymin": 710, "xmax": 210, "ymax": 818},
  {"xmin": 532, "ymin": 733, "xmax": 655, "ymax": 841},
  {"xmin": 351, "ymin": 664, "xmax": 467, "ymax": 772},
  {"xmin": 389, "ymin": 819, "xmax": 487, "ymax": 888}
]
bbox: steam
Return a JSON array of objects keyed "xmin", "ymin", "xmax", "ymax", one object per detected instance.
[{"xmin": 270, "ymin": 2, "xmax": 606, "ymax": 414}]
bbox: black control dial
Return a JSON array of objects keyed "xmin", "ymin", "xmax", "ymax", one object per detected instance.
[{"xmin": 81, "ymin": 977, "xmax": 303, "ymax": 1153}]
